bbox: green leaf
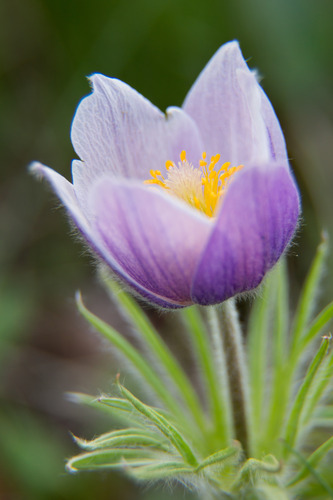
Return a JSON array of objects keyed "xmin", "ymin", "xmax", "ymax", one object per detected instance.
[
  {"xmin": 313, "ymin": 417, "xmax": 333, "ymax": 428},
  {"xmin": 256, "ymin": 484, "xmax": 290, "ymax": 500},
  {"xmin": 66, "ymin": 392, "xmax": 102, "ymax": 408},
  {"xmin": 66, "ymin": 448, "xmax": 158, "ymax": 472},
  {"xmin": 290, "ymin": 232, "xmax": 328, "ymax": 354},
  {"xmin": 232, "ymin": 455, "xmax": 281, "ymax": 490},
  {"xmin": 93, "ymin": 427, "xmax": 162, "ymax": 444},
  {"xmin": 119, "ymin": 384, "xmax": 198, "ymax": 467},
  {"xmin": 284, "ymin": 441, "xmax": 333, "ymax": 497},
  {"xmin": 316, "ymin": 405, "xmax": 333, "ymax": 419},
  {"xmin": 288, "ymin": 435, "xmax": 333, "ymax": 486},
  {"xmin": 299, "ymin": 301, "xmax": 333, "ymax": 353},
  {"xmin": 182, "ymin": 306, "xmax": 232, "ymax": 448},
  {"xmin": 74, "ymin": 428, "xmax": 168, "ymax": 451},
  {"xmin": 66, "ymin": 392, "xmax": 140, "ymax": 427},
  {"xmin": 284, "ymin": 336, "xmax": 330, "ymax": 454},
  {"xmin": 247, "ymin": 267, "xmax": 278, "ymax": 453},
  {"xmin": 76, "ymin": 292, "xmax": 188, "ymax": 426},
  {"xmin": 130, "ymin": 461, "xmax": 193, "ymax": 481},
  {"xmin": 262, "ymin": 261, "xmax": 291, "ymax": 455},
  {"xmin": 301, "ymin": 347, "xmax": 333, "ymax": 426},
  {"xmin": 272, "ymin": 258, "xmax": 289, "ymax": 371},
  {"xmin": 195, "ymin": 442, "xmax": 241, "ymax": 472},
  {"xmin": 103, "ymin": 278, "xmax": 205, "ymax": 432},
  {"xmin": 97, "ymin": 396, "xmax": 138, "ymax": 413},
  {"xmin": 98, "ymin": 395, "xmax": 171, "ymax": 422}
]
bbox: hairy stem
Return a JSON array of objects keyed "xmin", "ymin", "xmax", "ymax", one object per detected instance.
[{"xmin": 219, "ymin": 299, "xmax": 250, "ymax": 456}]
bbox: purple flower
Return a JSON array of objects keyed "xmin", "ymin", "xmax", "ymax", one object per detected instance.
[{"xmin": 31, "ymin": 41, "xmax": 300, "ymax": 308}]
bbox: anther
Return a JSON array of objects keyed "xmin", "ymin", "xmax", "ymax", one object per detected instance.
[{"xmin": 180, "ymin": 150, "xmax": 186, "ymax": 162}]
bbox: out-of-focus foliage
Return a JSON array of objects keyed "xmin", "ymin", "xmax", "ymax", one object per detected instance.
[{"xmin": 0, "ymin": 0, "xmax": 333, "ymax": 498}]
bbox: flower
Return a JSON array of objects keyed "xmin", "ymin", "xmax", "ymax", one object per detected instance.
[{"xmin": 31, "ymin": 41, "xmax": 300, "ymax": 308}]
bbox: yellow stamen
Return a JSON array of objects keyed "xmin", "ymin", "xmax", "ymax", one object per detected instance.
[
  {"xmin": 193, "ymin": 196, "xmax": 201, "ymax": 210},
  {"xmin": 180, "ymin": 150, "xmax": 187, "ymax": 162},
  {"xmin": 199, "ymin": 151, "xmax": 207, "ymax": 167},
  {"xmin": 144, "ymin": 169, "xmax": 168, "ymax": 188},
  {"xmin": 144, "ymin": 150, "xmax": 243, "ymax": 217}
]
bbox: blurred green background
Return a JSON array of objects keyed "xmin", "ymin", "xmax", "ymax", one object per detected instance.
[{"xmin": 1, "ymin": 0, "xmax": 333, "ymax": 498}]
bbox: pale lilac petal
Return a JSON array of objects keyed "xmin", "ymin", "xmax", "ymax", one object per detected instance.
[
  {"xmin": 90, "ymin": 178, "xmax": 212, "ymax": 307},
  {"xmin": 30, "ymin": 164, "xmax": 167, "ymax": 307},
  {"xmin": 29, "ymin": 162, "xmax": 90, "ymax": 234},
  {"xmin": 183, "ymin": 41, "xmax": 285, "ymax": 166},
  {"xmin": 71, "ymin": 159, "xmax": 93, "ymax": 220},
  {"xmin": 191, "ymin": 165, "xmax": 300, "ymax": 305},
  {"xmin": 235, "ymin": 68, "xmax": 271, "ymax": 164},
  {"xmin": 259, "ymin": 87, "xmax": 288, "ymax": 164},
  {"xmin": 71, "ymin": 75, "xmax": 203, "ymax": 186}
]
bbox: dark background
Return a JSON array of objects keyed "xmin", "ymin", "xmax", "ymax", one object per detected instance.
[{"xmin": 1, "ymin": 0, "xmax": 333, "ymax": 498}]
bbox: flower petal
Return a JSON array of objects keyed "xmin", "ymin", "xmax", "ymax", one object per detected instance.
[
  {"xmin": 29, "ymin": 162, "xmax": 90, "ymax": 234},
  {"xmin": 183, "ymin": 41, "xmax": 285, "ymax": 166},
  {"xmin": 71, "ymin": 74, "xmax": 203, "ymax": 185},
  {"xmin": 258, "ymin": 86, "xmax": 288, "ymax": 164},
  {"xmin": 71, "ymin": 159, "xmax": 94, "ymax": 220},
  {"xmin": 90, "ymin": 178, "xmax": 212, "ymax": 307},
  {"xmin": 190, "ymin": 165, "xmax": 300, "ymax": 305}
]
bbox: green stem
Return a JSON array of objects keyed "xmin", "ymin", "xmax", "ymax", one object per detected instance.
[{"xmin": 218, "ymin": 300, "xmax": 250, "ymax": 456}]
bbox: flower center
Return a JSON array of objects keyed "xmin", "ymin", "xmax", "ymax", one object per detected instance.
[{"xmin": 144, "ymin": 151, "xmax": 243, "ymax": 217}]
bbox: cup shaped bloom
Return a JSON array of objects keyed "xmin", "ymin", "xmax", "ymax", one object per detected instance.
[{"xmin": 31, "ymin": 41, "xmax": 300, "ymax": 308}]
